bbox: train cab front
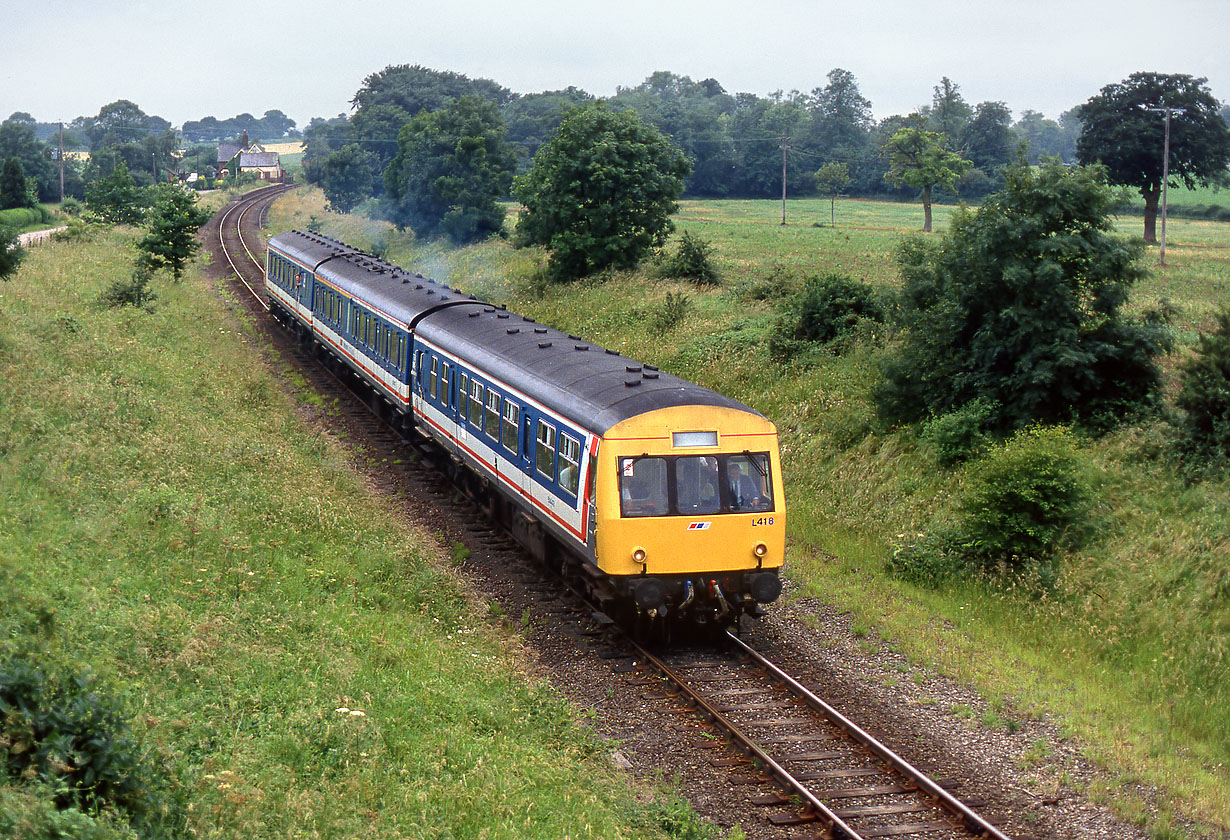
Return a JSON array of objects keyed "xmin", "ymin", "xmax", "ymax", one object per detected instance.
[{"xmin": 593, "ymin": 406, "xmax": 786, "ymax": 629}]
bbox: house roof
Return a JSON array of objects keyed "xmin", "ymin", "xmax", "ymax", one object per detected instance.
[{"xmin": 239, "ymin": 152, "xmax": 280, "ymax": 168}]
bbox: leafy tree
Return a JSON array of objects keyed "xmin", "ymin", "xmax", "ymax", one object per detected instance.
[
  {"xmin": 0, "ymin": 226, "xmax": 24, "ymax": 280},
  {"xmin": 85, "ymin": 160, "xmax": 148, "ymax": 225},
  {"xmin": 807, "ymin": 69, "xmax": 874, "ymax": 156},
  {"xmin": 928, "ymin": 77, "xmax": 972, "ymax": 145},
  {"xmin": 0, "ymin": 158, "xmax": 34, "ymax": 209},
  {"xmin": 135, "ymin": 184, "xmax": 211, "ymax": 279},
  {"xmin": 612, "ymin": 72, "xmax": 737, "ymax": 197},
  {"xmin": 815, "ymin": 161, "xmax": 850, "ymax": 225},
  {"xmin": 322, "ymin": 143, "xmax": 378, "ymax": 213},
  {"xmin": 383, "ymin": 95, "xmax": 517, "ymax": 244},
  {"xmin": 351, "ymin": 64, "xmax": 512, "ymax": 116},
  {"xmin": 876, "ymin": 160, "xmax": 1171, "ymax": 432},
  {"xmin": 1013, "ymin": 109, "xmax": 1080, "ymax": 163},
  {"xmin": 0, "ymin": 117, "xmax": 56, "ymax": 201},
  {"xmin": 963, "ymin": 101, "xmax": 1016, "ymax": 174},
  {"xmin": 1075, "ymin": 72, "xmax": 1230, "ymax": 243},
  {"xmin": 882, "ymin": 126, "xmax": 971, "ymax": 232},
  {"xmin": 503, "ymin": 87, "xmax": 595, "ymax": 169},
  {"xmin": 513, "ymin": 101, "xmax": 690, "ymax": 280}
]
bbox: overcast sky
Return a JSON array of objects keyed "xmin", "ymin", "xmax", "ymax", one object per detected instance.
[{"xmin": 5, "ymin": 0, "xmax": 1228, "ymax": 130}]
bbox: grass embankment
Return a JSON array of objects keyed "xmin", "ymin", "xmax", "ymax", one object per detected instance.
[
  {"xmin": 267, "ymin": 189, "xmax": 1229, "ymax": 838},
  {"xmin": 0, "ymin": 229, "xmax": 703, "ymax": 838}
]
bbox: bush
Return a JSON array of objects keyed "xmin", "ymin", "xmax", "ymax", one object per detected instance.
[
  {"xmin": 889, "ymin": 426, "xmax": 1094, "ymax": 587},
  {"xmin": 60, "ymin": 197, "xmax": 84, "ymax": 217},
  {"xmin": 875, "ymin": 160, "xmax": 1171, "ymax": 434},
  {"xmin": 98, "ymin": 267, "xmax": 157, "ymax": 310},
  {"xmin": 657, "ymin": 230, "xmax": 720, "ymax": 284},
  {"xmin": 650, "ymin": 291, "xmax": 690, "ymax": 335},
  {"xmin": 1173, "ymin": 308, "xmax": 1230, "ymax": 476},
  {"xmin": 769, "ymin": 272, "xmax": 887, "ymax": 361},
  {"xmin": 0, "ymin": 654, "xmax": 185, "ymax": 837},
  {"xmin": 958, "ymin": 426, "xmax": 1093, "ymax": 571},
  {"xmin": 0, "ymin": 207, "xmax": 41, "ymax": 228},
  {"xmin": 920, "ymin": 398, "xmax": 999, "ymax": 467}
]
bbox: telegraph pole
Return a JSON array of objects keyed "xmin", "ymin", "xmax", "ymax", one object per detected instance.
[
  {"xmin": 1147, "ymin": 106, "xmax": 1185, "ymax": 267},
  {"xmin": 58, "ymin": 122, "xmax": 64, "ymax": 202},
  {"xmin": 780, "ymin": 137, "xmax": 789, "ymax": 225}
]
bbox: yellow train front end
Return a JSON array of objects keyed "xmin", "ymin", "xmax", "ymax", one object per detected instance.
[{"xmin": 592, "ymin": 405, "xmax": 785, "ymax": 627}]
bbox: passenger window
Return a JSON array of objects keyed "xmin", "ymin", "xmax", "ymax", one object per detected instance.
[
  {"xmin": 558, "ymin": 435, "xmax": 581, "ymax": 496},
  {"xmin": 484, "ymin": 390, "xmax": 501, "ymax": 439},
  {"xmin": 676, "ymin": 456, "xmax": 721, "ymax": 514},
  {"xmin": 501, "ymin": 400, "xmax": 520, "ymax": 453},
  {"xmin": 470, "ymin": 381, "xmax": 483, "ymax": 427},
  {"xmin": 441, "ymin": 363, "xmax": 451, "ymax": 405},
  {"xmin": 397, "ymin": 335, "xmax": 405, "ymax": 371},
  {"xmin": 619, "ymin": 456, "xmax": 667, "ymax": 517},
  {"xmin": 458, "ymin": 374, "xmax": 469, "ymax": 421},
  {"xmin": 535, "ymin": 421, "xmax": 556, "ymax": 478},
  {"xmin": 725, "ymin": 453, "xmax": 773, "ymax": 512},
  {"xmin": 429, "ymin": 357, "xmax": 439, "ymax": 400}
]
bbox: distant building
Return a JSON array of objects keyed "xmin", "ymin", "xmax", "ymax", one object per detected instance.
[
  {"xmin": 217, "ymin": 130, "xmax": 282, "ymax": 182},
  {"xmin": 238, "ymin": 151, "xmax": 283, "ymax": 182}
]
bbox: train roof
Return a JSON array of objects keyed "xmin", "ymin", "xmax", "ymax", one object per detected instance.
[
  {"xmin": 268, "ymin": 230, "xmax": 482, "ymax": 326},
  {"xmin": 267, "ymin": 230, "xmax": 760, "ymax": 435}
]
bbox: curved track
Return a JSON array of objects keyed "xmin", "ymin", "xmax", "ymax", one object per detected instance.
[
  {"xmin": 210, "ymin": 188, "xmax": 1027, "ymax": 840},
  {"xmin": 214, "ymin": 183, "xmax": 294, "ymax": 310}
]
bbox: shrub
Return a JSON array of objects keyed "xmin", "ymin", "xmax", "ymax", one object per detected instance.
[
  {"xmin": 920, "ymin": 398, "xmax": 999, "ymax": 467},
  {"xmin": 98, "ymin": 267, "xmax": 157, "ymax": 310},
  {"xmin": 60, "ymin": 197, "xmax": 84, "ymax": 217},
  {"xmin": 769, "ymin": 272, "xmax": 887, "ymax": 361},
  {"xmin": 0, "ymin": 654, "xmax": 185, "ymax": 837},
  {"xmin": 658, "ymin": 230, "xmax": 720, "ymax": 285},
  {"xmin": 1173, "ymin": 308, "xmax": 1230, "ymax": 476},
  {"xmin": 958, "ymin": 426, "xmax": 1093, "ymax": 571},
  {"xmin": 650, "ymin": 291, "xmax": 690, "ymax": 335},
  {"xmin": 889, "ymin": 426, "xmax": 1094, "ymax": 587},
  {"xmin": 875, "ymin": 160, "xmax": 1171, "ymax": 433}
]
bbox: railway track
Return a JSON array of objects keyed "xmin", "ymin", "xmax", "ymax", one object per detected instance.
[
  {"xmin": 208, "ymin": 188, "xmax": 1024, "ymax": 840},
  {"xmin": 627, "ymin": 632, "xmax": 1014, "ymax": 840}
]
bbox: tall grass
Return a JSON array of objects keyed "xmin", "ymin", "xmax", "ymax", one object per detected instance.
[
  {"xmin": 271, "ymin": 189, "xmax": 1229, "ymax": 835},
  {"xmin": 0, "ymin": 231, "xmax": 698, "ymax": 838}
]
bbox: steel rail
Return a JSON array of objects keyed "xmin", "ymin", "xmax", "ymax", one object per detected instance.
[
  {"xmin": 216, "ymin": 184, "xmax": 292, "ymax": 310},
  {"xmin": 630, "ymin": 640, "xmax": 868, "ymax": 840},
  {"xmin": 725, "ymin": 630, "xmax": 1013, "ymax": 840}
]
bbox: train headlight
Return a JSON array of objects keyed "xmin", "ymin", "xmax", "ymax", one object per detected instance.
[
  {"xmin": 753, "ymin": 542, "xmax": 768, "ymax": 558},
  {"xmin": 632, "ymin": 547, "xmax": 647, "ymax": 565}
]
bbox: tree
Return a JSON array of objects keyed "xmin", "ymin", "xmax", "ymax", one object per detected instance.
[
  {"xmin": 1, "ymin": 158, "xmax": 34, "ymax": 209},
  {"xmin": 814, "ymin": 161, "xmax": 850, "ymax": 225},
  {"xmin": 928, "ymin": 77, "xmax": 972, "ymax": 145},
  {"xmin": 321, "ymin": 144, "xmax": 378, "ymax": 213},
  {"xmin": 383, "ymin": 96, "xmax": 517, "ymax": 244},
  {"xmin": 1076, "ymin": 72, "xmax": 1230, "ymax": 243},
  {"xmin": 513, "ymin": 101, "xmax": 690, "ymax": 280},
  {"xmin": 808, "ymin": 69, "xmax": 874, "ymax": 154},
  {"xmin": 85, "ymin": 161, "xmax": 148, "ymax": 225},
  {"xmin": 876, "ymin": 160, "xmax": 1171, "ymax": 433},
  {"xmin": 963, "ymin": 101, "xmax": 1015, "ymax": 174},
  {"xmin": 0, "ymin": 226, "xmax": 24, "ymax": 281},
  {"xmin": 0, "ymin": 117, "xmax": 56, "ymax": 202},
  {"xmin": 882, "ymin": 126, "xmax": 971, "ymax": 232},
  {"xmin": 135, "ymin": 184, "xmax": 211, "ymax": 279}
]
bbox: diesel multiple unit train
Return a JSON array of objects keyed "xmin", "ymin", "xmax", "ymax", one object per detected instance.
[{"xmin": 265, "ymin": 230, "xmax": 785, "ymax": 629}]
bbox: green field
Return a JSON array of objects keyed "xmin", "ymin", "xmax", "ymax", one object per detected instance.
[
  {"xmin": 266, "ymin": 189, "xmax": 1230, "ymax": 838},
  {"xmin": 0, "ymin": 229, "xmax": 703, "ymax": 838}
]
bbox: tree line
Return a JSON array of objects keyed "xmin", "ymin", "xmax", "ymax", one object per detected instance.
[{"xmin": 303, "ymin": 65, "xmax": 1089, "ymax": 211}]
